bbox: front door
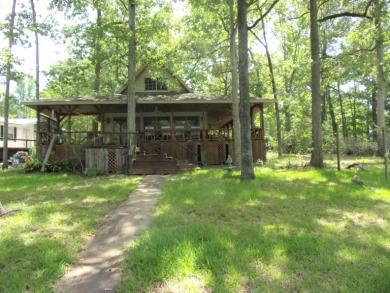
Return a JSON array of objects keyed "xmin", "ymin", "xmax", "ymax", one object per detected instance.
[{"xmin": 113, "ymin": 118, "xmax": 127, "ymax": 145}]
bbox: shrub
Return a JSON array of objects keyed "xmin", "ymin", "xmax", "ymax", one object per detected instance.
[
  {"xmin": 24, "ymin": 159, "xmax": 42, "ymax": 173},
  {"xmin": 45, "ymin": 160, "xmax": 71, "ymax": 172},
  {"xmin": 341, "ymin": 138, "xmax": 378, "ymax": 156},
  {"xmin": 23, "ymin": 159, "xmax": 71, "ymax": 173}
]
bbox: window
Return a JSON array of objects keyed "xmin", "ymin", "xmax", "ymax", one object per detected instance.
[
  {"xmin": 174, "ymin": 116, "xmax": 200, "ymax": 128},
  {"xmin": 145, "ymin": 78, "xmax": 168, "ymax": 91},
  {"xmin": 0, "ymin": 126, "xmax": 17, "ymax": 140},
  {"xmin": 144, "ymin": 117, "xmax": 170, "ymax": 129}
]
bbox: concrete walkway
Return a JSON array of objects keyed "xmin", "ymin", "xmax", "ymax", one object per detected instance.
[{"xmin": 54, "ymin": 175, "xmax": 169, "ymax": 293}]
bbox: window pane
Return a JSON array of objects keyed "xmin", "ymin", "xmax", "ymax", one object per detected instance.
[
  {"xmin": 144, "ymin": 78, "xmax": 167, "ymax": 91},
  {"xmin": 174, "ymin": 116, "xmax": 200, "ymax": 128}
]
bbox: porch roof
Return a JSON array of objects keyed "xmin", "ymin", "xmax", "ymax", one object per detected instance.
[{"xmin": 24, "ymin": 93, "xmax": 276, "ymax": 117}]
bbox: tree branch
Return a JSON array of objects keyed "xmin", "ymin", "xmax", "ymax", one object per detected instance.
[
  {"xmin": 119, "ymin": 0, "xmax": 128, "ymax": 11},
  {"xmin": 288, "ymin": 11, "xmax": 310, "ymax": 20},
  {"xmin": 318, "ymin": 0, "xmax": 374, "ymax": 22},
  {"xmin": 248, "ymin": 0, "xmax": 280, "ymax": 30},
  {"xmin": 321, "ymin": 44, "xmax": 377, "ymax": 60},
  {"xmin": 319, "ymin": 12, "xmax": 372, "ymax": 22},
  {"xmin": 250, "ymin": 30, "xmax": 265, "ymax": 47}
]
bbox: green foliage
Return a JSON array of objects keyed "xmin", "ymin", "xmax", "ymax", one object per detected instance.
[
  {"xmin": 23, "ymin": 158, "xmax": 71, "ymax": 173},
  {"xmin": 45, "ymin": 160, "xmax": 72, "ymax": 173},
  {"xmin": 341, "ymin": 138, "xmax": 378, "ymax": 156},
  {"xmin": 0, "ymin": 171, "xmax": 140, "ymax": 292},
  {"xmin": 41, "ymin": 59, "xmax": 95, "ymax": 98},
  {"xmin": 23, "ymin": 158, "xmax": 42, "ymax": 172}
]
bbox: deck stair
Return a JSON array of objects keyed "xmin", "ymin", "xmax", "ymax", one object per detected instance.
[
  {"xmin": 129, "ymin": 153, "xmax": 196, "ymax": 175},
  {"xmin": 177, "ymin": 160, "xmax": 197, "ymax": 171}
]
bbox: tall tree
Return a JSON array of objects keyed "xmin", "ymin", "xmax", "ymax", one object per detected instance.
[
  {"xmin": 375, "ymin": 0, "xmax": 387, "ymax": 155},
  {"xmin": 309, "ymin": 0, "xmax": 323, "ymax": 167},
  {"xmin": 255, "ymin": 15, "xmax": 283, "ymax": 157},
  {"xmin": 238, "ymin": 0, "xmax": 255, "ymax": 179},
  {"xmin": 229, "ymin": 0, "xmax": 241, "ymax": 168},
  {"xmin": 29, "ymin": 0, "xmax": 39, "ymax": 100},
  {"xmin": 127, "ymin": 0, "xmax": 136, "ymax": 153},
  {"xmin": 93, "ymin": 6, "xmax": 103, "ymax": 94},
  {"xmin": 2, "ymin": 0, "xmax": 17, "ymax": 170}
]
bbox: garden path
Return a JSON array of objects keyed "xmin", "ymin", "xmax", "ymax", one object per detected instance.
[{"xmin": 53, "ymin": 175, "xmax": 169, "ymax": 293}]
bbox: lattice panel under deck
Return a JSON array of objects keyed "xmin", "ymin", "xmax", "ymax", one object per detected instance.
[
  {"xmin": 217, "ymin": 143, "xmax": 225, "ymax": 163},
  {"xmin": 108, "ymin": 150, "xmax": 116, "ymax": 173},
  {"xmin": 187, "ymin": 143, "xmax": 194, "ymax": 162}
]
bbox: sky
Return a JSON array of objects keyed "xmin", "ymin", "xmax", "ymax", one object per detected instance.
[
  {"xmin": 0, "ymin": 0, "xmax": 70, "ymax": 94},
  {"xmin": 0, "ymin": 0, "xmax": 186, "ymax": 96}
]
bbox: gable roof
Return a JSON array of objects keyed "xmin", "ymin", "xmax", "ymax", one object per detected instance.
[
  {"xmin": 23, "ymin": 65, "xmax": 276, "ymax": 119},
  {"xmin": 116, "ymin": 65, "xmax": 192, "ymax": 95}
]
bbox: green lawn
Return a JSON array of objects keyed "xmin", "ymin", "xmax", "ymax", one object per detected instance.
[
  {"xmin": 120, "ymin": 159, "xmax": 390, "ymax": 292},
  {"xmin": 0, "ymin": 170, "xmax": 140, "ymax": 292},
  {"xmin": 1, "ymin": 157, "xmax": 389, "ymax": 293}
]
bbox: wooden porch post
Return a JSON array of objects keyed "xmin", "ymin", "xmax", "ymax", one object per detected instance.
[
  {"xmin": 250, "ymin": 107, "xmax": 255, "ymax": 128},
  {"xmin": 67, "ymin": 114, "xmax": 72, "ymax": 142},
  {"xmin": 259, "ymin": 104, "xmax": 264, "ymax": 129},
  {"xmin": 201, "ymin": 109, "xmax": 207, "ymax": 165},
  {"xmin": 259, "ymin": 104, "xmax": 266, "ymax": 161},
  {"xmin": 100, "ymin": 111, "xmax": 105, "ymax": 132},
  {"xmin": 140, "ymin": 111, "xmax": 144, "ymax": 130},
  {"xmin": 36, "ymin": 106, "xmax": 41, "ymax": 145}
]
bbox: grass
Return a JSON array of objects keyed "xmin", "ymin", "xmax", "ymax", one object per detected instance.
[
  {"xmin": 0, "ymin": 169, "xmax": 141, "ymax": 292},
  {"xmin": 119, "ymin": 156, "xmax": 390, "ymax": 292}
]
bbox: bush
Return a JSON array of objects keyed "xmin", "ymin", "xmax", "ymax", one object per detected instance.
[
  {"xmin": 341, "ymin": 138, "xmax": 378, "ymax": 156},
  {"xmin": 45, "ymin": 160, "xmax": 71, "ymax": 172},
  {"xmin": 23, "ymin": 159, "xmax": 71, "ymax": 173},
  {"xmin": 23, "ymin": 159, "xmax": 42, "ymax": 173}
]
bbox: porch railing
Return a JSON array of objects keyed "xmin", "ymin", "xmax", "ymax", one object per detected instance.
[
  {"xmin": 37, "ymin": 128, "xmax": 264, "ymax": 147},
  {"xmin": 0, "ymin": 138, "xmax": 35, "ymax": 149}
]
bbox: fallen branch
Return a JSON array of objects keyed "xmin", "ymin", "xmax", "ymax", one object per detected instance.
[
  {"xmin": 352, "ymin": 175, "xmax": 379, "ymax": 193},
  {"xmin": 0, "ymin": 209, "xmax": 22, "ymax": 218},
  {"xmin": 346, "ymin": 163, "xmax": 367, "ymax": 170}
]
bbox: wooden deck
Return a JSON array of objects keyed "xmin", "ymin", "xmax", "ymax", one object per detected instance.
[
  {"xmin": 0, "ymin": 138, "xmax": 35, "ymax": 161},
  {"xmin": 36, "ymin": 128, "xmax": 265, "ymax": 174}
]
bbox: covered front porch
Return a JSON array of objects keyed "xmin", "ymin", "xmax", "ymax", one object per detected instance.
[
  {"xmin": 25, "ymin": 93, "xmax": 273, "ymax": 174},
  {"xmin": 36, "ymin": 127, "xmax": 265, "ymax": 174}
]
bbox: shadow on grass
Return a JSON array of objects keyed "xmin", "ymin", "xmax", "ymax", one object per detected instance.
[
  {"xmin": 120, "ymin": 169, "xmax": 390, "ymax": 292},
  {"xmin": 0, "ymin": 235, "xmax": 69, "ymax": 292},
  {"xmin": 0, "ymin": 171, "xmax": 140, "ymax": 291}
]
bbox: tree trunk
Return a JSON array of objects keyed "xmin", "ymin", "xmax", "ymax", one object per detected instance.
[
  {"xmin": 229, "ymin": 0, "xmax": 241, "ymax": 168},
  {"xmin": 237, "ymin": 0, "xmax": 255, "ymax": 180},
  {"xmin": 94, "ymin": 8, "xmax": 102, "ymax": 94},
  {"xmin": 284, "ymin": 105, "xmax": 291, "ymax": 132},
  {"xmin": 371, "ymin": 91, "xmax": 377, "ymax": 141},
  {"xmin": 127, "ymin": 0, "xmax": 136, "ymax": 152},
  {"xmin": 375, "ymin": 1, "xmax": 386, "ymax": 156},
  {"xmin": 261, "ymin": 18, "xmax": 282, "ymax": 157},
  {"xmin": 2, "ymin": 0, "xmax": 17, "ymax": 170},
  {"xmin": 336, "ymin": 82, "xmax": 347, "ymax": 138},
  {"xmin": 309, "ymin": 0, "xmax": 323, "ymax": 168},
  {"xmin": 30, "ymin": 0, "xmax": 39, "ymax": 100},
  {"xmin": 352, "ymin": 90, "xmax": 357, "ymax": 138},
  {"xmin": 326, "ymin": 85, "xmax": 337, "ymax": 137},
  {"xmin": 281, "ymin": 32, "xmax": 293, "ymax": 133}
]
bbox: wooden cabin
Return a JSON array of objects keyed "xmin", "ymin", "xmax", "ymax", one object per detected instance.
[{"xmin": 24, "ymin": 66, "xmax": 275, "ymax": 174}]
